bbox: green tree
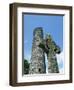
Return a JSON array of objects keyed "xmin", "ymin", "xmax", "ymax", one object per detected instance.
[{"xmin": 24, "ymin": 59, "xmax": 29, "ymax": 74}]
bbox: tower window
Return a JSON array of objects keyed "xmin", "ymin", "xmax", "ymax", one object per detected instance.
[{"xmin": 38, "ymin": 68, "xmax": 41, "ymax": 72}]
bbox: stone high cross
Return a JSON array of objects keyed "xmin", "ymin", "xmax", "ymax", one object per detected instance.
[{"xmin": 39, "ymin": 34, "xmax": 61, "ymax": 73}]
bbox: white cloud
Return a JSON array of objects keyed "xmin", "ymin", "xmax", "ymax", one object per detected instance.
[
  {"xmin": 45, "ymin": 54, "xmax": 48, "ymax": 74},
  {"xmin": 56, "ymin": 51, "xmax": 65, "ymax": 74}
]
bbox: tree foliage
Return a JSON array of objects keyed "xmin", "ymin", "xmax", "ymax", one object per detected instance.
[{"xmin": 24, "ymin": 59, "xmax": 30, "ymax": 74}]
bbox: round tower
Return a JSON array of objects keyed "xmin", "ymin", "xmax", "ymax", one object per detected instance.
[{"xmin": 29, "ymin": 27, "xmax": 46, "ymax": 74}]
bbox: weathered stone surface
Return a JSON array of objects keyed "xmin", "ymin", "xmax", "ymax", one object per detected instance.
[
  {"xmin": 29, "ymin": 27, "xmax": 46, "ymax": 74},
  {"xmin": 39, "ymin": 34, "xmax": 61, "ymax": 73},
  {"xmin": 29, "ymin": 27, "xmax": 61, "ymax": 74},
  {"xmin": 45, "ymin": 34, "xmax": 60, "ymax": 73}
]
